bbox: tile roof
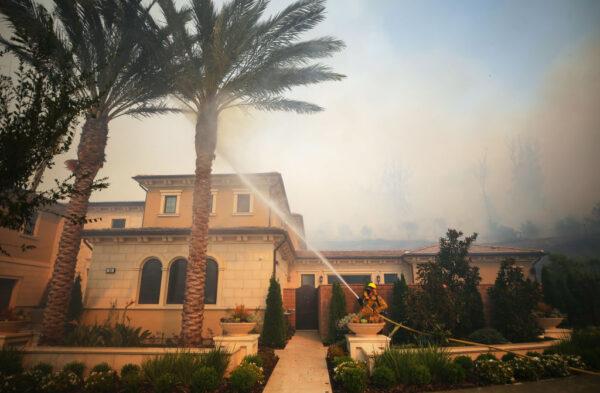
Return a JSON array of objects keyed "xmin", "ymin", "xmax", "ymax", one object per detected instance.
[
  {"xmin": 83, "ymin": 226, "xmax": 288, "ymax": 237},
  {"xmin": 296, "ymin": 250, "xmax": 408, "ymax": 259},
  {"xmin": 407, "ymin": 244, "xmax": 544, "ymax": 255}
]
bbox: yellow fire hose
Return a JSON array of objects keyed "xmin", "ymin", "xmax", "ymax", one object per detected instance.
[{"xmin": 380, "ymin": 315, "xmax": 600, "ymax": 377}]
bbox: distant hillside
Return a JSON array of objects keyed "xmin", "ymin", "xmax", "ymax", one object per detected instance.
[{"xmin": 493, "ymin": 234, "xmax": 600, "ymax": 259}]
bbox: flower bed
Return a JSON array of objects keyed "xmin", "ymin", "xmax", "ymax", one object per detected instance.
[
  {"xmin": 0, "ymin": 345, "xmax": 279, "ymax": 393},
  {"xmin": 326, "ymin": 343, "xmax": 591, "ymax": 393}
]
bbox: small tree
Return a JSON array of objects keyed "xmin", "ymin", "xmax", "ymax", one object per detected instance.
[
  {"xmin": 260, "ymin": 277, "xmax": 286, "ymax": 348},
  {"xmin": 67, "ymin": 274, "xmax": 83, "ymax": 322},
  {"xmin": 327, "ymin": 282, "xmax": 347, "ymax": 343},
  {"xmin": 389, "ymin": 274, "xmax": 411, "ymax": 344},
  {"xmin": 542, "ymin": 254, "xmax": 600, "ymax": 327},
  {"xmin": 417, "ymin": 229, "xmax": 485, "ymax": 336},
  {"xmin": 488, "ymin": 259, "xmax": 542, "ymax": 342}
]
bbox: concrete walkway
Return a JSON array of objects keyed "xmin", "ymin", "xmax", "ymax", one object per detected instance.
[{"xmin": 263, "ymin": 330, "xmax": 332, "ymax": 393}]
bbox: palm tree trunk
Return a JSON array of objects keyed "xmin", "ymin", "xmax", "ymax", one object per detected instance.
[
  {"xmin": 181, "ymin": 103, "xmax": 218, "ymax": 346},
  {"xmin": 40, "ymin": 114, "xmax": 108, "ymax": 344}
]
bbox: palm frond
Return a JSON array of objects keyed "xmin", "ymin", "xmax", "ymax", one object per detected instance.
[{"xmin": 235, "ymin": 96, "xmax": 322, "ymax": 114}]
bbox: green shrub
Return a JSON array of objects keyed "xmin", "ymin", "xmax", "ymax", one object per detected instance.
[
  {"xmin": 453, "ymin": 356, "xmax": 474, "ymax": 373},
  {"xmin": 229, "ymin": 362, "xmax": 264, "ymax": 393},
  {"xmin": 501, "ymin": 353, "xmax": 516, "ymax": 362},
  {"xmin": 190, "ymin": 366, "xmax": 220, "ymax": 393},
  {"xmin": 141, "ymin": 349, "xmax": 229, "ymax": 387},
  {"xmin": 201, "ymin": 348, "xmax": 230, "ymax": 378},
  {"xmin": 371, "ymin": 365, "xmax": 396, "ymax": 389},
  {"xmin": 468, "ymin": 328, "xmax": 508, "ymax": 345},
  {"xmin": 415, "ymin": 346, "xmax": 452, "ymax": 383},
  {"xmin": 242, "ymin": 354, "xmax": 263, "ymax": 368},
  {"xmin": 488, "ymin": 259, "xmax": 542, "ymax": 342},
  {"xmin": 333, "ymin": 355, "xmax": 353, "ymax": 367},
  {"xmin": 474, "ymin": 358, "xmax": 514, "ymax": 385},
  {"xmin": 90, "ymin": 362, "xmax": 112, "ymax": 373},
  {"xmin": 406, "ymin": 363, "xmax": 432, "ymax": 385},
  {"xmin": 120, "ymin": 372, "xmax": 143, "ymax": 393},
  {"xmin": 327, "ymin": 282, "xmax": 347, "ymax": 343},
  {"xmin": 84, "ymin": 370, "xmax": 118, "ymax": 393},
  {"xmin": 553, "ymin": 327, "xmax": 600, "ymax": 370},
  {"xmin": 0, "ymin": 347, "xmax": 23, "ymax": 375},
  {"xmin": 260, "ymin": 277, "xmax": 286, "ymax": 348},
  {"xmin": 542, "ymin": 255, "xmax": 600, "ymax": 327},
  {"xmin": 120, "ymin": 363, "xmax": 140, "ymax": 377},
  {"xmin": 31, "ymin": 362, "xmax": 53, "ymax": 375},
  {"xmin": 63, "ymin": 361, "xmax": 85, "ymax": 380},
  {"xmin": 509, "ymin": 356, "xmax": 543, "ymax": 381},
  {"xmin": 44, "ymin": 370, "xmax": 82, "ymax": 393},
  {"xmin": 63, "ymin": 323, "xmax": 152, "ymax": 347},
  {"xmin": 539, "ymin": 354, "xmax": 569, "ymax": 378},
  {"xmin": 152, "ymin": 372, "xmax": 177, "ymax": 393},
  {"xmin": 476, "ymin": 353, "xmax": 498, "ymax": 362},
  {"xmin": 333, "ymin": 361, "xmax": 367, "ymax": 393},
  {"xmin": 441, "ymin": 362, "xmax": 466, "ymax": 384}
]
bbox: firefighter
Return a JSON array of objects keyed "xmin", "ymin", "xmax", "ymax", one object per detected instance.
[{"xmin": 357, "ymin": 282, "xmax": 388, "ymax": 323}]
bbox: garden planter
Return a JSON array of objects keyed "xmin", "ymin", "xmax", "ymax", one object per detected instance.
[
  {"xmin": 220, "ymin": 322, "xmax": 257, "ymax": 336},
  {"xmin": 0, "ymin": 320, "xmax": 29, "ymax": 333},
  {"xmin": 347, "ymin": 322, "xmax": 385, "ymax": 336},
  {"xmin": 536, "ymin": 317, "xmax": 564, "ymax": 330}
]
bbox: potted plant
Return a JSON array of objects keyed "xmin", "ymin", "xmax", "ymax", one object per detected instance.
[
  {"xmin": 0, "ymin": 308, "xmax": 30, "ymax": 333},
  {"xmin": 338, "ymin": 313, "xmax": 385, "ymax": 337},
  {"xmin": 220, "ymin": 305, "xmax": 257, "ymax": 336},
  {"xmin": 534, "ymin": 303, "xmax": 565, "ymax": 330}
]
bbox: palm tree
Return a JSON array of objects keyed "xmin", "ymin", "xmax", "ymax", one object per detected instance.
[
  {"xmin": 157, "ymin": 0, "xmax": 345, "ymax": 346},
  {"xmin": 0, "ymin": 0, "xmax": 173, "ymax": 343}
]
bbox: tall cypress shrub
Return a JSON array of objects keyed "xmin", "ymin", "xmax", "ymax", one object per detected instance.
[
  {"xmin": 390, "ymin": 274, "xmax": 410, "ymax": 344},
  {"xmin": 67, "ymin": 274, "xmax": 84, "ymax": 321},
  {"xmin": 260, "ymin": 277, "xmax": 286, "ymax": 348},
  {"xmin": 327, "ymin": 282, "xmax": 347, "ymax": 343},
  {"xmin": 488, "ymin": 259, "xmax": 542, "ymax": 342}
]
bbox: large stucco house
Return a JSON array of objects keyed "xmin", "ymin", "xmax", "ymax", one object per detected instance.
[{"xmin": 74, "ymin": 173, "xmax": 545, "ymax": 339}]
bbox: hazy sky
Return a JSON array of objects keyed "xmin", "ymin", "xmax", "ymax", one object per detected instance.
[{"xmin": 2, "ymin": 0, "xmax": 600, "ymax": 243}]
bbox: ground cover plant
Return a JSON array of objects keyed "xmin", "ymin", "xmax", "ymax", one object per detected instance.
[{"xmin": 325, "ymin": 342, "xmax": 591, "ymax": 393}]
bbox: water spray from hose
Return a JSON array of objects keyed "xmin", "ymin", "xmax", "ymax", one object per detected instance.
[{"xmin": 217, "ymin": 148, "xmax": 360, "ymax": 299}]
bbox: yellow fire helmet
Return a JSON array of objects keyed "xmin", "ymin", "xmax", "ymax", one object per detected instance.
[{"xmin": 367, "ymin": 282, "xmax": 377, "ymax": 289}]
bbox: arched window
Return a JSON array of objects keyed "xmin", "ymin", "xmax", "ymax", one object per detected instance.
[
  {"xmin": 138, "ymin": 259, "xmax": 162, "ymax": 304},
  {"xmin": 165, "ymin": 258, "xmax": 218, "ymax": 305},
  {"xmin": 167, "ymin": 259, "xmax": 187, "ymax": 304},
  {"xmin": 205, "ymin": 258, "xmax": 218, "ymax": 304}
]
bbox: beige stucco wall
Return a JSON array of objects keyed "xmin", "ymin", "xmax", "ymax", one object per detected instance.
[
  {"xmin": 142, "ymin": 185, "xmax": 275, "ymax": 229},
  {"xmin": 286, "ymin": 259, "xmax": 413, "ymax": 289},
  {"xmin": 84, "ymin": 236, "xmax": 278, "ymax": 336}
]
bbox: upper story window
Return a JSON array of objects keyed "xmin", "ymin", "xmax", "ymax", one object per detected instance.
[
  {"xmin": 233, "ymin": 191, "xmax": 253, "ymax": 215},
  {"xmin": 111, "ymin": 218, "xmax": 126, "ymax": 229},
  {"xmin": 22, "ymin": 211, "xmax": 39, "ymax": 236},
  {"xmin": 159, "ymin": 190, "xmax": 181, "ymax": 216},
  {"xmin": 208, "ymin": 191, "xmax": 217, "ymax": 215},
  {"xmin": 138, "ymin": 258, "xmax": 163, "ymax": 304}
]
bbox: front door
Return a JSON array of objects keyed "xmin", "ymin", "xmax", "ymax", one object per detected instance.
[{"xmin": 295, "ymin": 285, "xmax": 318, "ymax": 330}]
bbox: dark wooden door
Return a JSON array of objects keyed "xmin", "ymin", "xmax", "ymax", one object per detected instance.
[{"xmin": 295, "ymin": 285, "xmax": 318, "ymax": 330}]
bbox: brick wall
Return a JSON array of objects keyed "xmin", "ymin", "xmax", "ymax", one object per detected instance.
[{"xmin": 282, "ymin": 288, "xmax": 296, "ymax": 328}]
